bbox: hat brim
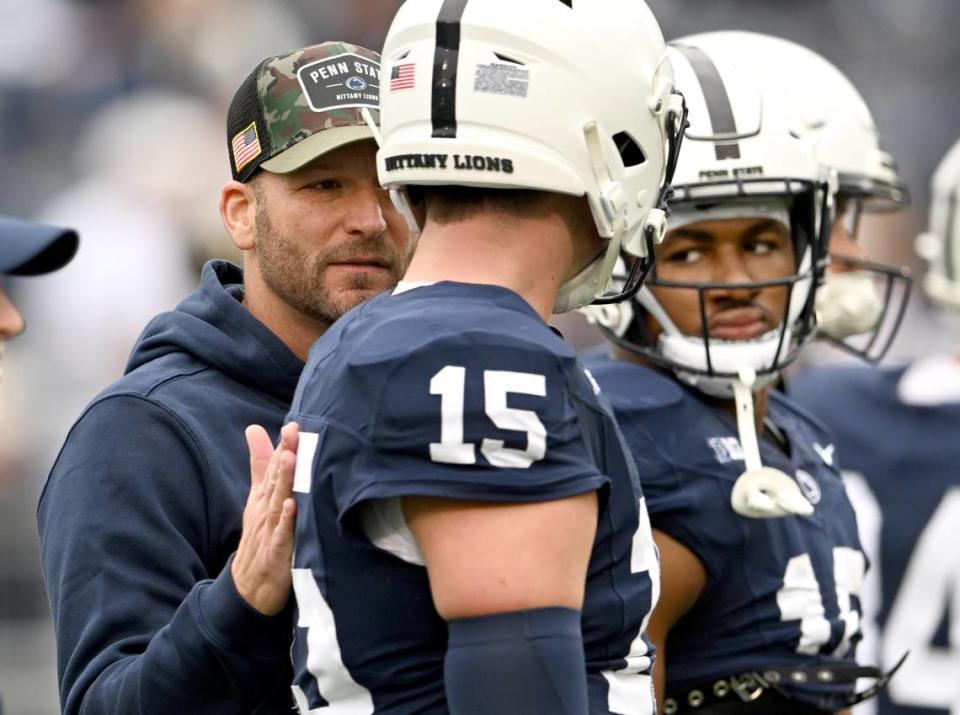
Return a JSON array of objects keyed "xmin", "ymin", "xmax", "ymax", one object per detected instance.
[
  {"xmin": 0, "ymin": 217, "xmax": 79, "ymax": 276},
  {"xmin": 260, "ymin": 125, "xmax": 376, "ymax": 175}
]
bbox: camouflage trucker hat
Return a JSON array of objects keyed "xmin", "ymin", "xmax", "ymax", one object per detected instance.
[{"xmin": 226, "ymin": 42, "xmax": 381, "ymax": 182}]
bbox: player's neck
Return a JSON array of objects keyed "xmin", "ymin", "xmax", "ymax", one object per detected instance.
[
  {"xmin": 241, "ymin": 260, "xmax": 329, "ymax": 362},
  {"xmin": 403, "ymin": 211, "xmax": 582, "ymax": 322}
]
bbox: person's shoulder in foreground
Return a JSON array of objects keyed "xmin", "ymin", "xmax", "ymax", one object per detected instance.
[{"xmin": 293, "ymin": 280, "xmax": 603, "ymax": 512}]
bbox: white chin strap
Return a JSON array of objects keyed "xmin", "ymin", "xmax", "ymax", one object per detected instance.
[
  {"xmin": 389, "ymin": 188, "xmax": 422, "ymax": 241},
  {"xmin": 817, "ymin": 270, "xmax": 884, "ymax": 339},
  {"xmin": 554, "ymin": 249, "xmax": 616, "ymax": 314},
  {"xmin": 729, "ymin": 366, "xmax": 815, "ymax": 519}
]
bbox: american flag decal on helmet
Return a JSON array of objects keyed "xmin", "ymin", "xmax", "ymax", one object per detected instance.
[{"xmin": 390, "ymin": 63, "xmax": 416, "ymax": 91}]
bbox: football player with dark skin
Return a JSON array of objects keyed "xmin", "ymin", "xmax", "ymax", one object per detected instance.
[{"xmin": 587, "ymin": 42, "xmax": 870, "ymax": 715}]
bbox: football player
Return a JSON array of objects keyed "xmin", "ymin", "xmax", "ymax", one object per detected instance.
[
  {"xmin": 792, "ymin": 138, "xmax": 960, "ymax": 715},
  {"xmin": 285, "ymin": 1, "xmax": 686, "ymax": 713},
  {"xmin": 684, "ymin": 31, "xmax": 912, "ymax": 364},
  {"xmin": 687, "ymin": 33, "xmax": 916, "ymax": 715},
  {"xmin": 585, "ymin": 41, "xmax": 885, "ymax": 715}
]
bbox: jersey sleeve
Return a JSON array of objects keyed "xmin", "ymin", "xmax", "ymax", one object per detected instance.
[
  {"xmin": 326, "ymin": 328, "xmax": 609, "ymax": 522},
  {"xmin": 614, "ymin": 411, "xmax": 744, "ymax": 582},
  {"xmin": 38, "ymin": 395, "xmax": 292, "ymax": 715}
]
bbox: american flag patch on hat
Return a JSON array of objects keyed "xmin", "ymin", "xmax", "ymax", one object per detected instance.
[{"xmin": 232, "ymin": 122, "xmax": 262, "ymax": 172}]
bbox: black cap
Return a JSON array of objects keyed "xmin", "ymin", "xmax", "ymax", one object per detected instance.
[{"xmin": 0, "ymin": 216, "xmax": 79, "ymax": 276}]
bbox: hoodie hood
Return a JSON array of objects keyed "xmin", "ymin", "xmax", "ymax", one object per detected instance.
[{"xmin": 127, "ymin": 260, "xmax": 304, "ymax": 403}]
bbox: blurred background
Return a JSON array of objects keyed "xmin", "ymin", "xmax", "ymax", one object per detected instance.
[{"xmin": 0, "ymin": 1, "xmax": 957, "ymax": 713}]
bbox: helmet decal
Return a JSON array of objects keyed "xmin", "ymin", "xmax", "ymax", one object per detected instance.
[
  {"xmin": 672, "ymin": 44, "xmax": 740, "ymax": 161},
  {"xmin": 431, "ymin": 0, "xmax": 470, "ymax": 138}
]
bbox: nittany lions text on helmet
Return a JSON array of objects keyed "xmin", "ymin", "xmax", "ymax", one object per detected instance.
[
  {"xmin": 682, "ymin": 31, "xmax": 912, "ymax": 362},
  {"xmin": 374, "ymin": 0, "xmax": 686, "ymax": 312}
]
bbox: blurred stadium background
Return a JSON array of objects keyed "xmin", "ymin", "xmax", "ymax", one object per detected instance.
[{"xmin": 0, "ymin": 1, "xmax": 957, "ymax": 713}]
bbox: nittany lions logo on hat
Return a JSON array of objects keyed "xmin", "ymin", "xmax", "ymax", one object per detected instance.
[
  {"xmin": 297, "ymin": 53, "xmax": 380, "ymax": 112},
  {"xmin": 346, "ymin": 76, "xmax": 368, "ymax": 91},
  {"xmin": 795, "ymin": 469, "xmax": 822, "ymax": 505}
]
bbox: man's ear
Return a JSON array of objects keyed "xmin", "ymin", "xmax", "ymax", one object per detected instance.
[{"xmin": 220, "ymin": 179, "xmax": 258, "ymax": 251}]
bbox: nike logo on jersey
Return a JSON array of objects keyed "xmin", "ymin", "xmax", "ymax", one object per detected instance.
[
  {"xmin": 582, "ymin": 368, "xmax": 602, "ymax": 396},
  {"xmin": 813, "ymin": 442, "xmax": 835, "ymax": 466}
]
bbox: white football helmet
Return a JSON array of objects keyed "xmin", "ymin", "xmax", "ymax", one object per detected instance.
[
  {"xmin": 916, "ymin": 138, "xmax": 960, "ymax": 311},
  {"xmin": 587, "ymin": 41, "xmax": 830, "ymax": 398},
  {"xmin": 680, "ymin": 31, "xmax": 911, "ymax": 362},
  {"xmin": 375, "ymin": 0, "xmax": 686, "ymax": 313}
]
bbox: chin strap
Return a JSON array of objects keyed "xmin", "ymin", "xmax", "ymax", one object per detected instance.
[
  {"xmin": 730, "ymin": 367, "xmax": 815, "ymax": 519},
  {"xmin": 361, "ymin": 107, "xmax": 382, "ymax": 145}
]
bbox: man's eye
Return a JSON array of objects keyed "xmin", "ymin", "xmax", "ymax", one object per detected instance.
[
  {"xmin": 746, "ymin": 237, "xmax": 781, "ymax": 255},
  {"xmin": 311, "ymin": 179, "xmax": 341, "ymax": 190},
  {"xmin": 667, "ymin": 248, "xmax": 702, "ymax": 264}
]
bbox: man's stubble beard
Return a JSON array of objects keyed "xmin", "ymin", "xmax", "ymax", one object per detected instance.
[{"xmin": 254, "ymin": 199, "xmax": 406, "ymax": 326}]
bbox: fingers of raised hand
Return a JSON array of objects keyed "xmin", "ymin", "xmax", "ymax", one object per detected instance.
[
  {"xmin": 245, "ymin": 425, "xmax": 274, "ymax": 488},
  {"xmin": 280, "ymin": 421, "xmax": 300, "ymax": 453},
  {"xmin": 266, "ymin": 449, "xmax": 296, "ymax": 524},
  {"xmin": 272, "ymin": 498, "xmax": 297, "ymax": 555}
]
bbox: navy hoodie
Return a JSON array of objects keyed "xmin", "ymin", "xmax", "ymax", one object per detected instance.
[{"xmin": 38, "ymin": 261, "xmax": 304, "ymax": 714}]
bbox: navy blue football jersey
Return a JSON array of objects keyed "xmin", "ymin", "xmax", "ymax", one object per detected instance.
[
  {"xmin": 288, "ymin": 283, "xmax": 659, "ymax": 715},
  {"xmin": 586, "ymin": 352, "xmax": 866, "ymax": 712},
  {"xmin": 792, "ymin": 363, "xmax": 960, "ymax": 715}
]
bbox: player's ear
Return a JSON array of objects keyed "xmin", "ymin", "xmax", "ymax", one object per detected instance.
[{"xmin": 220, "ymin": 179, "xmax": 259, "ymax": 252}]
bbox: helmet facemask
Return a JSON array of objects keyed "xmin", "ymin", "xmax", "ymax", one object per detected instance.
[
  {"xmin": 603, "ymin": 181, "xmax": 827, "ymax": 398},
  {"xmin": 585, "ymin": 40, "xmax": 833, "ymax": 519},
  {"xmin": 676, "ymin": 30, "xmax": 913, "ymax": 363}
]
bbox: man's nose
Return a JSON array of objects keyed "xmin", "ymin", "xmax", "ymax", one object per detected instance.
[
  {"xmin": 0, "ymin": 288, "xmax": 25, "ymax": 339},
  {"xmin": 346, "ymin": 184, "xmax": 389, "ymax": 239},
  {"xmin": 709, "ymin": 248, "xmax": 760, "ymax": 299}
]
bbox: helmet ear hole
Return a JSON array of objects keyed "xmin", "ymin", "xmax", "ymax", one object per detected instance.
[
  {"xmin": 614, "ymin": 131, "xmax": 646, "ymax": 168},
  {"xmin": 493, "ymin": 52, "xmax": 525, "ymax": 65}
]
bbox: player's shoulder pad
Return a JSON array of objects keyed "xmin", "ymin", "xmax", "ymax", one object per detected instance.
[
  {"xmin": 345, "ymin": 283, "xmax": 576, "ymax": 371},
  {"xmin": 582, "ymin": 351, "xmax": 685, "ymax": 412},
  {"xmin": 768, "ymin": 388, "xmax": 836, "ymax": 445},
  {"xmin": 292, "ymin": 284, "xmax": 591, "ymax": 432},
  {"xmin": 788, "ymin": 363, "xmax": 898, "ymax": 411}
]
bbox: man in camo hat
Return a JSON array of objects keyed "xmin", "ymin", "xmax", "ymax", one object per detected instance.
[{"xmin": 39, "ymin": 42, "xmax": 413, "ymax": 714}]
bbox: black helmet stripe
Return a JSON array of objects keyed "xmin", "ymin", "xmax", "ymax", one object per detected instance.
[
  {"xmin": 431, "ymin": 0, "xmax": 470, "ymax": 138},
  {"xmin": 673, "ymin": 44, "xmax": 741, "ymax": 161}
]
